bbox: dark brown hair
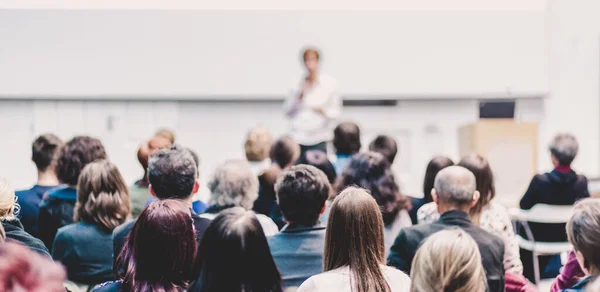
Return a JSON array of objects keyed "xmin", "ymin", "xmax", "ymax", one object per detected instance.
[
  {"xmin": 270, "ymin": 136, "xmax": 300, "ymax": 169},
  {"xmin": 31, "ymin": 134, "xmax": 63, "ymax": 172},
  {"xmin": 302, "ymin": 47, "xmax": 320, "ymax": 61},
  {"xmin": 324, "ymin": 187, "xmax": 390, "ymax": 292},
  {"xmin": 335, "ymin": 151, "xmax": 411, "ymax": 225},
  {"xmin": 333, "ymin": 122, "xmax": 361, "ymax": 155},
  {"xmin": 56, "ymin": 136, "xmax": 107, "ymax": 186},
  {"xmin": 74, "ymin": 160, "xmax": 131, "ymax": 232},
  {"xmin": 117, "ymin": 200, "xmax": 197, "ymax": 292},
  {"xmin": 0, "ymin": 242, "xmax": 66, "ymax": 292},
  {"xmin": 368, "ymin": 135, "xmax": 398, "ymax": 164},
  {"xmin": 567, "ymin": 198, "xmax": 600, "ymax": 274},
  {"xmin": 458, "ymin": 154, "xmax": 495, "ymax": 223},
  {"xmin": 423, "ymin": 156, "xmax": 454, "ymax": 203}
]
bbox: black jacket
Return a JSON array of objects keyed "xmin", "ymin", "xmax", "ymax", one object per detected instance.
[
  {"xmin": 387, "ymin": 210, "xmax": 505, "ymax": 292},
  {"xmin": 38, "ymin": 186, "xmax": 77, "ymax": 250},
  {"xmin": 519, "ymin": 169, "xmax": 589, "ymax": 242},
  {"xmin": 2, "ymin": 219, "xmax": 50, "ymax": 258}
]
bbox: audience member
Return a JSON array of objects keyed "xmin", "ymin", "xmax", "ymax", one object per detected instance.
[
  {"xmin": 112, "ymin": 148, "xmax": 211, "ymax": 263},
  {"xmin": 298, "ymin": 187, "xmax": 410, "ymax": 292},
  {"xmin": 155, "ymin": 128, "xmax": 176, "ymax": 144},
  {"xmin": 550, "ymin": 251, "xmax": 585, "ymax": 292},
  {"xmin": 201, "ymin": 159, "xmax": 279, "ymax": 236},
  {"xmin": 335, "ymin": 151, "xmax": 411, "ymax": 254},
  {"xmin": 410, "ymin": 228, "xmax": 486, "ymax": 292},
  {"xmin": 93, "ymin": 200, "xmax": 198, "ymax": 292},
  {"xmin": 388, "ymin": 166, "xmax": 505, "ymax": 292},
  {"xmin": 0, "ymin": 242, "xmax": 66, "ymax": 292},
  {"xmin": 245, "ymin": 126, "xmax": 277, "ymax": 215},
  {"xmin": 38, "ymin": 136, "xmax": 107, "ymax": 250},
  {"xmin": 407, "ymin": 156, "xmax": 453, "ymax": 224},
  {"xmin": 189, "ymin": 207, "xmax": 283, "ymax": 292},
  {"xmin": 332, "ymin": 122, "xmax": 361, "ymax": 176},
  {"xmin": 519, "ymin": 133, "xmax": 589, "ymax": 281},
  {"xmin": 369, "ymin": 135, "xmax": 398, "ymax": 164},
  {"xmin": 52, "ymin": 160, "xmax": 130, "ymax": 286},
  {"xmin": 129, "ymin": 134, "xmax": 172, "ymax": 218},
  {"xmin": 418, "ymin": 154, "xmax": 523, "ymax": 274},
  {"xmin": 271, "ymin": 136, "xmax": 301, "ymax": 169},
  {"xmin": 0, "ymin": 178, "xmax": 49, "ymax": 257},
  {"xmin": 15, "ymin": 134, "xmax": 63, "ymax": 238},
  {"xmin": 268, "ymin": 165, "xmax": 331, "ymax": 288},
  {"xmin": 298, "ymin": 150, "xmax": 337, "ymax": 184},
  {"xmin": 555, "ymin": 198, "xmax": 600, "ymax": 291}
]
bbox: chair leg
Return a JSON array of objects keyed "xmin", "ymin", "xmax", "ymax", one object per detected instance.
[{"xmin": 533, "ymin": 251, "xmax": 541, "ymax": 285}]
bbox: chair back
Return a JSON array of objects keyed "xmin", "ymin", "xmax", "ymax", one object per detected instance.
[{"xmin": 508, "ymin": 204, "xmax": 573, "ymax": 224}]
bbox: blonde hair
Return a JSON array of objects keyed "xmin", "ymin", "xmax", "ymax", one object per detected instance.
[
  {"xmin": 244, "ymin": 126, "xmax": 274, "ymax": 162},
  {"xmin": 410, "ymin": 228, "xmax": 486, "ymax": 292},
  {"xmin": 0, "ymin": 178, "xmax": 18, "ymax": 220}
]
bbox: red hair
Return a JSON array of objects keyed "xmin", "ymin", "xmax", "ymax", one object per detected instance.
[{"xmin": 0, "ymin": 242, "xmax": 66, "ymax": 292}]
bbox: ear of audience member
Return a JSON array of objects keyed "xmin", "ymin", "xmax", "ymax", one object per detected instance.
[
  {"xmin": 52, "ymin": 160, "xmax": 130, "ymax": 286},
  {"xmin": 189, "ymin": 207, "xmax": 283, "ymax": 292},
  {"xmin": 297, "ymin": 150, "xmax": 337, "ymax": 184},
  {"xmin": 388, "ymin": 166, "xmax": 505, "ymax": 292},
  {"xmin": 334, "ymin": 151, "xmax": 411, "ymax": 254},
  {"xmin": 268, "ymin": 165, "xmax": 331, "ymax": 288},
  {"xmin": 112, "ymin": 148, "xmax": 211, "ymax": 267},
  {"xmin": 202, "ymin": 159, "xmax": 279, "ymax": 236},
  {"xmin": 0, "ymin": 177, "xmax": 50, "ymax": 257},
  {"xmin": 410, "ymin": 228, "xmax": 486, "ymax": 292},
  {"xmin": 332, "ymin": 122, "xmax": 361, "ymax": 176},
  {"xmin": 93, "ymin": 200, "xmax": 198, "ymax": 292},
  {"xmin": 298, "ymin": 187, "xmax": 410, "ymax": 292},
  {"xmin": 38, "ymin": 135, "xmax": 107, "ymax": 250},
  {"xmin": 15, "ymin": 133, "xmax": 64, "ymax": 238},
  {"xmin": 0, "ymin": 242, "xmax": 66, "ymax": 292},
  {"xmin": 368, "ymin": 135, "xmax": 398, "ymax": 164},
  {"xmin": 407, "ymin": 156, "xmax": 454, "ymax": 225}
]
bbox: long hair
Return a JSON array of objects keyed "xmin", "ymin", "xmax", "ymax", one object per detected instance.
[
  {"xmin": 410, "ymin": 228, "xmax": 486, "ymax": 292},
  {"xmin": 422, "ymin": 156, "xmax": 454, "ymax": 203},
  {"xmin": 334, "ymin": 151, "xmax": 410, "ymax": 225},
  {"xmin": 324, "ymin": 187, "xmax": 390, "ymax": 292},
  {"xmin": 190, "ymin": 207, "xmax": 282, "ymax": 292},
  {"xmin": 74, "ymin": 160, "xmax": 131, "ymax": 232},
  {"xmin": 458, "ymin": 154, "xmax": 495, "ymax": 224},
  {"xmin": 116, "ymin": 200, "xmax": 198, "ymax": 292}
]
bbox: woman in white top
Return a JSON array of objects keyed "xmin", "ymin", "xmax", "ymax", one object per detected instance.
[
  {"xmin": 283, "ymin": 47, "xmax": 342, "ymax": 153},
  {"xmin": 417, "ymin": 153, "xmax": 523, "ymax": 274},
  {"xmin": 200, "ymin": 159, "xmax": 279, "ymax": 236},
  {"xmin": 298, "ymin": 187, "xmax": 410, "ymax": 292},
  {"xmin": 334, "ymin": 152, "xmax": 412, "ymax": 255}
]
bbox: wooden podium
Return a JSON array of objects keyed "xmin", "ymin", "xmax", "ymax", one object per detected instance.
[{"xmin": 459, "ymin": 119, "xmax": 539, "ymax": 207}]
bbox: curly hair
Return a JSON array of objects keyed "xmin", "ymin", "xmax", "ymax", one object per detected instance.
[
  {"xmin": 56, "ymin": 136, "xmax": 107, "ymax": 186},
  {"xmin": 335, "ymin": 151, "xmax": 411, "ymax": 225}
]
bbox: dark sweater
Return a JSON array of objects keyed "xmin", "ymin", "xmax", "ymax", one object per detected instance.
[
  {"xmin": 2, "ymin": 219, "xmax": 50, "ymax": 258},
  {"xmin": 15, "ymin": 184, "xmax": 60, "ymax": 238},
  {"xmin": 38, "ymin": 186, "xmax": 77, "ymax": 250},
  {"xmin": 520, "ymin": 169, "xmax": 589, "ymax": 242}
]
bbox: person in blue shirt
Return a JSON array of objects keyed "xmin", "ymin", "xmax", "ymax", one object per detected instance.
[
  {"xmin": 332, "ymin": 122, "xmax": 361, "ymax": 176},
  {"xmin": 16, "ymin": 134, "xmax": 64, "ymax": 238}
]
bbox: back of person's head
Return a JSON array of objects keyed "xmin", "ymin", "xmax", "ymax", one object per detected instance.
[
  {"xmin": 410, "ymin": 228, "xmax": 486, "ymax": 292},
  {"xmin": 117, "ymin": 199, "xmax": 197, "ymax": 291},
  {"xmin": 74, "ymin": 160, "xmax": 131, "ymax": 232},
  {"xmin": 137, "ymin": 135, "xmax": 173, "ymax": 170},
  {"xmin": 423, "ymin": 156, "xmax": 454, "ymax": 203},
  {"xmin": 148, "ymin": 148, "xmax": 198, "ymax": 200},
  {"xmin": 0, "ymin": 242, "xmax": 66, "ymax": 292},
  {"xmin": 368, "ymin": 135, "xmax": 398, "ymax": 164},
  {"xmin": 296, "ymin": 150, "xmax": 337, "ymax": 184},
  {"xmin": 31, "ymin": 134, "xmax": 63, "ymax": 172},
  {"xmin": 208, "ymin": 160, "xmax": 259, "ymax": 210},
  {"xmin": 155, "ymin": 128, "xmax": 176, "ymax": 144},
  {"xmin": 275, "ymin": 165, "xmax": 331, "ymax": 226},
  {"xmin": 56, "ymin": 136, "xmax": 107, "ymax": 186},
  {"xmin": 335, "ymin": 151, "xmax": 410, "ymax": 225},
  {"xmin": 0, "ymin": 223, "xmax": 5, "ymax": 243},
  {"xmin": 0, "ymin": 178, "xmax": 17, "ymax": 220},
  {"xmin": 567, "ymin": 198, "xmax": 600, "ymax": 275},
  {"xmin": 333, "ymin": 122, "xmax": 361, "ymax": 155},
  {"xmin": 324, "ymin": 187, "xmax": 390, "ymax": 292},
  {"xmin": 270, "ymin": 136, "xmax": 300, "ymax": 169},
  {"xmin": 458, "ymin": 154, "xmax": 495, "ymax": 223},
  {"xmin": 245, "ymin": 126, "xmax": 274, "ymax": 162},
  {"xmin": 432, "ymin": 166, "xmax": 478, "ymax": 209},
  {"xmin": 191, "ymin": 207, "xmax": 282, "ymax": 292},
  {"xmin": 549, "ymin": 133, "xmax": 579, "ymax": 166}
]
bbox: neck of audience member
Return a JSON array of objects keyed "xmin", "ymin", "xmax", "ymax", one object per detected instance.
[
  {"xmin": 436, "ymin": 201, "xmax": 471, "ymax": 217},
  {"xmin": 37, "ymin": 169, "xmax": 59, "ymax": 186}
]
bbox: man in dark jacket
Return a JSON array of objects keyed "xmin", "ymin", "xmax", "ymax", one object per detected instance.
[
  {"xmin": 519, "ymin": 133, "xmax": 589, "ymax": 281},
  {"xmin": 387, "ymin": 166, "xmax": 505, "ymax": 292}
]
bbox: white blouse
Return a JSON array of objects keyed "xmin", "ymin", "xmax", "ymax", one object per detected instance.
[{"xmin": 297, "ymin": 265, "xmax": 411, "ymax": 292}]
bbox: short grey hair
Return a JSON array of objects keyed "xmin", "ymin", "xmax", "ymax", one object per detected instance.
[
  {"xmin": 208, "ymin": 160, "xmax": 259, "ymax": 210},
  {"xmin": 549, "ymin": 133, "xmax": 579, "ymax": 166},
  {"xmin": 434, "ymin": 166, "xmax": 477, "ymax": 206}
]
